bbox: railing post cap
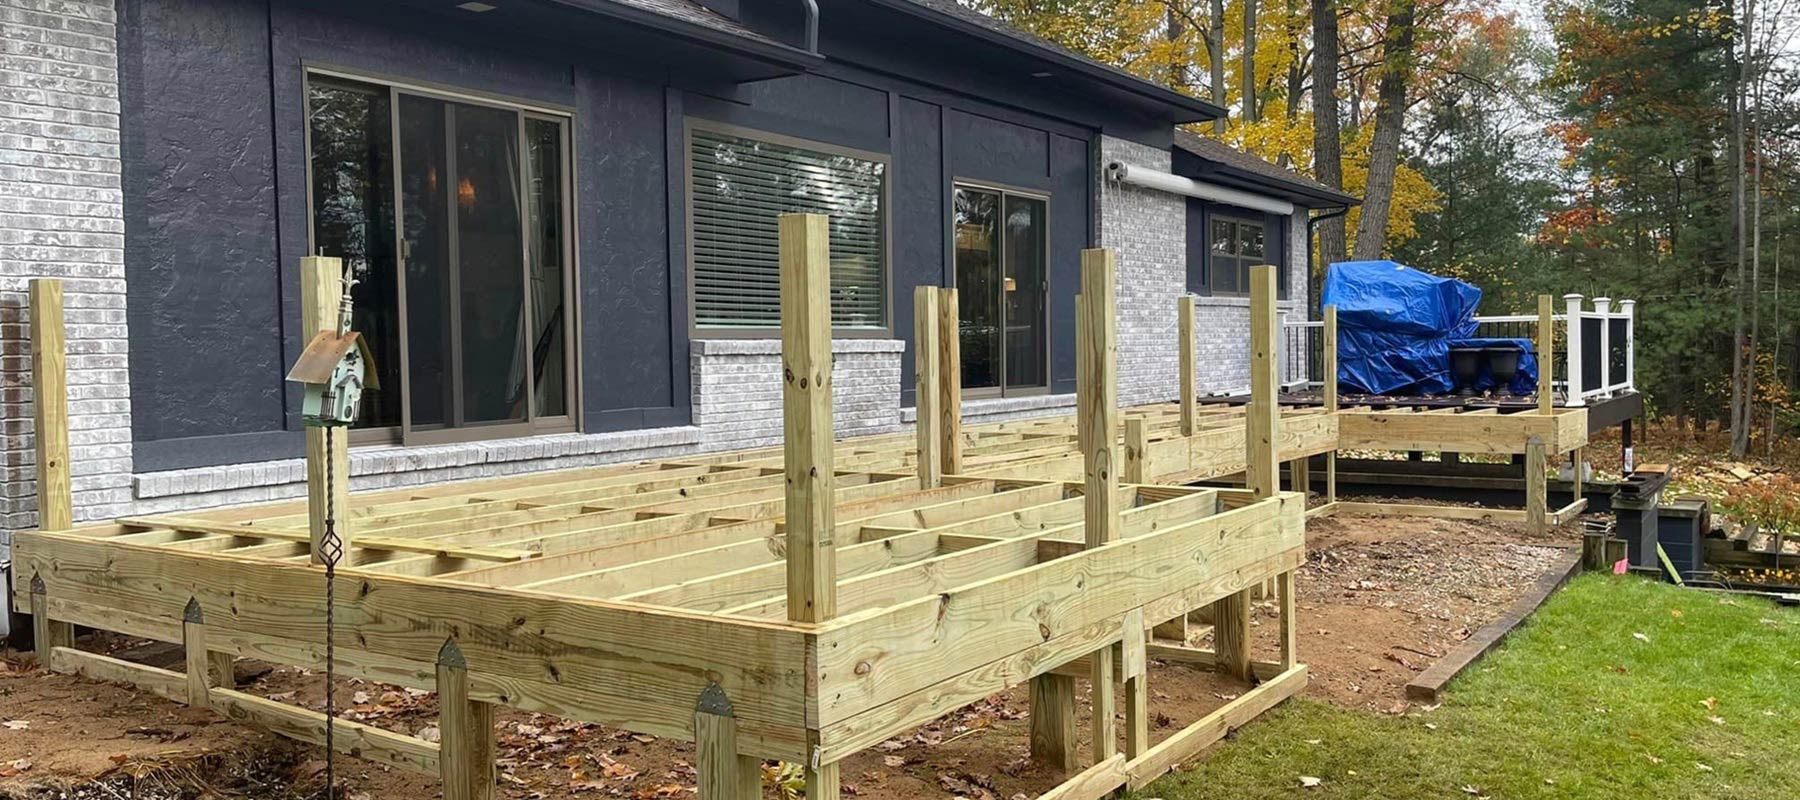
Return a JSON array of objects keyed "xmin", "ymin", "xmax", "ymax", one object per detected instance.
[
  {"xmin": 1563, "ymin": 293, "xmax": 1584, "ymax": 300},
  {"xmin": 1619, "ymin": 299, "xmax": 1636, "ymax": 307},
  {"xmin": 1593, "ymin": 296, "xmax": 1612, "ymax": 303}
]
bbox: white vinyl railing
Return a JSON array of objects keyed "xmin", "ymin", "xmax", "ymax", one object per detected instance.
[{"xmin": 1279, "ymin": 294, "xmax": 1636, "ymax": 401}]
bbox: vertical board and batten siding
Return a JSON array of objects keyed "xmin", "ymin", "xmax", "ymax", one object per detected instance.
[{"xmin": 117, "ymin": 0, "xmax": 1100, "ymax": 481}]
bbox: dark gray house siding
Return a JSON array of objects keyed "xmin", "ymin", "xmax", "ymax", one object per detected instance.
[{"xmin": 122, "ymin": 0, "xmax": 1105, "ymax": 471}]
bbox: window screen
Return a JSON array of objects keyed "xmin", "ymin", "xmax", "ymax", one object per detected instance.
[{"xmin": 690, "ymin": 127, "xmax": 887, "ymax": 329}]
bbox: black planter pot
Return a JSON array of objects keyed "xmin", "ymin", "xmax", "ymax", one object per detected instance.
[
  {"xmin": 1486, "ymin": 346, "xmax": 1522, "ymax": 395},
  {"xmin": 1450, "ymin": 347, "xmax": 1482, "ymax": 397}
]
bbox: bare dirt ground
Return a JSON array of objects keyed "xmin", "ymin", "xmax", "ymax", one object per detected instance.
[{"xmin": 0, "ymin": 510, "xmax": 1578, "ymax": 800}]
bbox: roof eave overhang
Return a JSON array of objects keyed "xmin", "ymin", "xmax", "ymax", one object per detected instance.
[
  {"xmin": 547, "ymin": 0, "xmax": 825, "ymax": 78},
  {"xmin": 855, "ymin": 0, "xmax": 1226, "ymax": 122}
]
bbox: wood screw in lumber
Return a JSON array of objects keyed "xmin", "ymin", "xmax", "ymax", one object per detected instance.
[
  {"xmin": 29, "ymin": 279, "xmax": 71, "ymax": 531},
  {"xmin": 301, "ymin": 256, "xmax": 351, "ymax": 563},
  {"xmin": 779, "ymin": 213, "xmax": 837, "ymax": 624},
  {"xmin": 694, "ymin": 683, "xmax": 760, "ymax": 800},
  {"xmin": 437, "ymin": 640, "xmax": 496, "ymax": 800},
  {"xmin": 912, "ymin": 287, "xmax": 942, "ymax": 489}
]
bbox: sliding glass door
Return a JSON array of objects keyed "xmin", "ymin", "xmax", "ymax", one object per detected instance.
[
  {"xmin": 953, "ymin": 184, "xmax": 1047, "ymax": 396},
  {"xmin": 307, "ymin": 74, "xmax": 573, "ymax": 444}
]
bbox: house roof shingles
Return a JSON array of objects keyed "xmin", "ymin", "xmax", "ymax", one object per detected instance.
[{"xmin": 1173, "ymin": 129, "xmax": 1359, "ymax": 206}]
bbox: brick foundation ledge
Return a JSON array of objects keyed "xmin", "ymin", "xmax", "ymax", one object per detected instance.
[{"xmin": 130, "ymin": 425, "xmax": 705, "ymax": 515}]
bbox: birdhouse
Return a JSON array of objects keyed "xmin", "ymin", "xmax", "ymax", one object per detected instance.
[{"xmin": 286, "ymin": 329, "xmax": 378, "ymax": 427}]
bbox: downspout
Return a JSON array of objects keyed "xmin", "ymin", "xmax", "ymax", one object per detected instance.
[
  {"xmin": 801, "ymin": 0, "xmax": 819, "ymax": 53},
  {"xmin": 1306, "ymin": 206, "xmax": 1351, "ymax": 314}
]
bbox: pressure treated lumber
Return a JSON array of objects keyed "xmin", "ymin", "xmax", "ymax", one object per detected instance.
[
  {"xmin": 694, "ymin": 684, "xmax": 759, "ymax": 800},
  {"xmin": 1537, "ymin": 294, "xmax": 1554, "ymax": 414},
  {"xmin": 29, "ymin": 278, "xmax": 71, "ymax": 531},
  {"xmin": 913, "ymin": 286, "xmax": 942, "ymax": 489},
  {"xmin": 300, "ymin": 255, "xmax": 351, "ymax": 563},
  {"xmin": 1209, "ymin": 264, "xmax": 1278, "ymax": 683},
  {"xmin": 1179, "ymin": 296, "xmax": 1197, "ymax": 436},
  {"xmin": 779, "ymin": 213, "xmax": 836, "ymax": 624},
  {"xmin": 438, "ymin": 640, "xmax": 497, "ymax": 800},
  {"xmin": 1526, "ymin": 436, "xmax": 1548, "ymax": 533},
  {"xmin": 938, "ymin": 287, "xmax": 964, "ymax": 476}
]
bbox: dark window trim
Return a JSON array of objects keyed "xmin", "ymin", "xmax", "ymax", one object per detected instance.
[
  {"xmin": 684, "ymin": 118, "xmax": 895, "ymax": 339},
  {"xmin": 300, "ymin": 67, "xmax": 581, "ymax": 448},
  {"xmin": 950, "ymin": 179, "xmax": 1052, "ymax": 399},
  {"xmin": 1199, "ymin": 208, "xmax": 1286, "ymax": 300}
]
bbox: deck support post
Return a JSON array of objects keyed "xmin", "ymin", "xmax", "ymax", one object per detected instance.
[
  {"xmin": 694, "ymin": 684, "xmax": 760, "ymax": 800},
  {"xmin": 181, "ymin": 599, "xmax": 213, "ymax": 708},
  {"xmin": 1179, "ymin": 296, "xmax": 1197, "ymax": 436},
  {"xmin": 779, "ymin": 214, "xmax": 837, "ymax": 624},
  {"xmin": 1537, "ymin": 294, "xmax": 1555, "ymax": 415},
  {"xmin": 436, "ymin": 640, "xmax": 496, "ymax": 800},
  {"xmin": 28, "ymin": 573, "xmax": 71, "ymax": 665},
  {"xmin": 1028, "ymin": 670, "xmax": 1079, "ymax": 771},
  {"xmin": 1277, "ymin": 571, "xmax": 1299, "ymax": 669},
  {"xmin": 1290, "ymin": 458, "xmax": 1311, "ymax": 495},
  {"xmin": 1124, "ymin": 416, "xmax": 1148, "ymax": 484},
  {"xmin": 301, "ymin": 256, "xmax": 351, "ymax": 563},
  {"xmin": 1209, "ymin": 264, "xmax": 1279, "ymax": 683},
  {"xmin": 30, "ymin": 279, "xmax": 72, "ymax": 532},
  {"xmin": 937, "ymin": 288, "xmax": 964, "ymax": 476},
  {"xmin": 913, "ymin": 287, "xmax": 942, "ymax": 489},
  {"xmin": 1323, "ymin": 305, "xmax": 1338, "ymax": 504},
  {"xmin": 1079, "ymin": 249, "xmax": 1119, "ymax": 760},
  {"xmin": 1525, "ymin": 436, "xmax": 1548, "ymax": 534},
  {"xmin": 1122, "ymin": 608, "xmax": 1149, "ymax": 760},
  {"xmin": 780, "ymin": 214, "xmax": 840, "ymax": 793}
]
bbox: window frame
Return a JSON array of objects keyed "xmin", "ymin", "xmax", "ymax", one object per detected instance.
[
  {"xmin": 1202, "ymin": 211, "xmax": 1284, "ymax": 299},
  {"xmin": 950, "ymin": 179, "xmax": 1053, "ymax": 400},
  {"xmin": 301, "ymin": 66, "xmax": 581, "ymax": 447},
  {"xmin": 684, "ymin": 118, "xmax": 895, "ymax": 339}
]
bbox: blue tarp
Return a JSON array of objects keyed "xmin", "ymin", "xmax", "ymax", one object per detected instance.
[{"xmin": 1320, "ymin": 261, "xmax": 1535, "ymax": 395}]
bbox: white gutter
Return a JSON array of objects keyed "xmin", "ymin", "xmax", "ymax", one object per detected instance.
[{"xmin": 1106, "ymin": 161, "xmax": 1295, "ymax": 216}]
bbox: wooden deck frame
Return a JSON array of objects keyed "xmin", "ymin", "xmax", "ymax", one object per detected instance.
[{"xmin": 14, "ymin": 230, "xmax": 1308, "ymax": 800}]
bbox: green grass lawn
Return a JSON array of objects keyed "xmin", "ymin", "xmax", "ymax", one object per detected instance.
[{"xmin": 1144, "ymin": 575, "xmax": 1800, "ymax": 799}]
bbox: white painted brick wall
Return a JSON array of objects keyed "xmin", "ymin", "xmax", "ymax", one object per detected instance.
[
  {"xmin": 1097, "ymin": 137, "xmax": 1186, "ymax": 409},
  {"xmin": 0, "ymin": 0, "xmax": 131, "ymax": 557},
  {"xmin": 1099, "ymin": 135, "xmax": 1310, "ymax": 400},
  {"xmin": 691, "ymin": 338, "xmax": 905, "ymax": 451}
]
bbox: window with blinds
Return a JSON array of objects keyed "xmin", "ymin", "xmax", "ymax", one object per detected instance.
[{"xmin": 690, "ymin": 127, "xmax": 888, "ymax": 330}]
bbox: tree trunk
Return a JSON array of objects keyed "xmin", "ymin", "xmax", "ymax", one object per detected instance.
[
  {"xmin": 1242, "ymin": 0, "xmax": 1259, "ymax": 123},
  {"xmin": 1209, "ymin": 0, "xmax": 1227, "ymax": 133},
  {"xmin": 1311, "ymin": 0, "xmax": 1346, "ymax": 266},
  {"xmin": 1166, "ymin": 3, "xmax": 1188, "ymax": 90},
  {"xmin": 1351, "ymin": 0, "xmax": 1417, "ymax": 260},
  {"xmin": 1729, "ymin": 0, "xmax": 1751, "ymax": 457}
]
